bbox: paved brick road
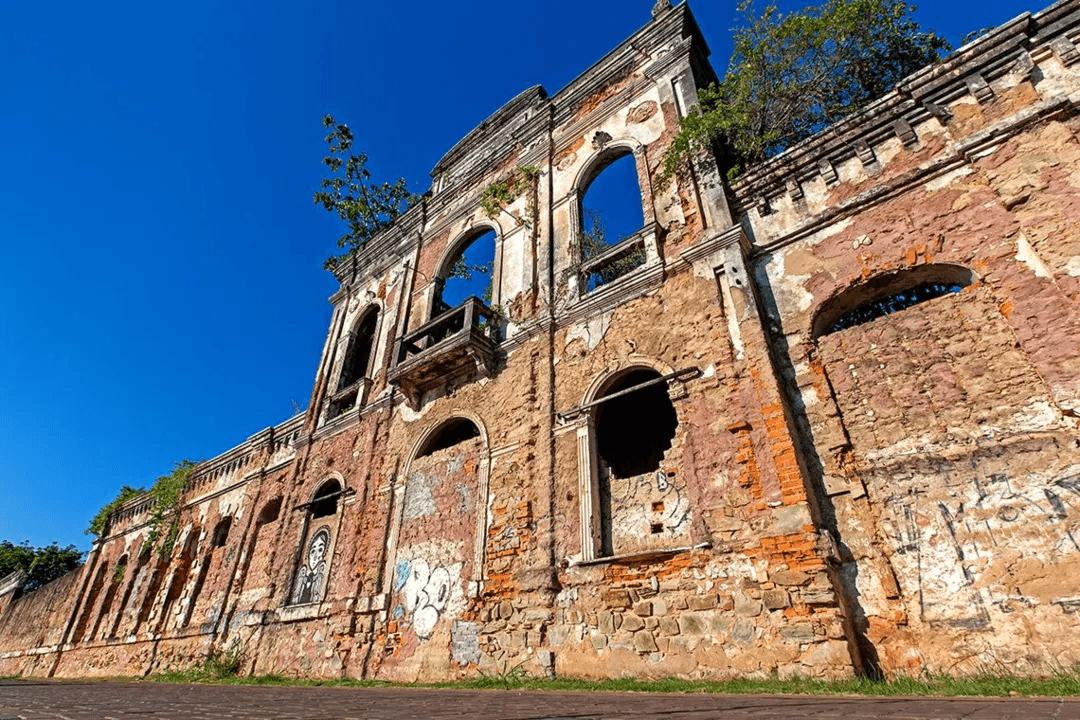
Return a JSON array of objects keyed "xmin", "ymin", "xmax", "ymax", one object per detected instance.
[{"xmin": 1, "ymin": 680, "xmax": 1077, "ymax": 719}]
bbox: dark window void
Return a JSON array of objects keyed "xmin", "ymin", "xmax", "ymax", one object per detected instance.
[
  {"xmin": 417, "ymin": 418, "xmax": 481, "ymax": 458},
  {"xmin": 436, "ymin": 230, "xmax": 496, "ymax": 315},
  {"xmin": 813, "ymin": 264, "xmax": 976, "ymax": 338},
  {"xmin": 339, "ymin": 309, "xmax": 379, "ymax": 390},
  {"xmin": 258, "ymin": 497, "xmax": 282, "ymax": 524},
  {"xmin": 594, "ymin": 369, "xmax": 678, "ymax": 478},
  {"xmin": 580, "ymin": 152, "xmax": 646, "ymax": 291},
  {"xmin": 310, "ymin": 480, "xmax": 341, "ymax": 519},
  {"xmin": 328, "ymin": 308, "xmax": 380, "ymax": 420},
  {"xmin": 211, "ymin": 517, "xmax": 232, "ymax": 548}
]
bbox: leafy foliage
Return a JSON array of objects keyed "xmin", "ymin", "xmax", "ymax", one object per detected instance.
[
  {"xmin": 152, "ymin": 639, "xmax": 246, "ymax": 683},
  {"xmin": 448, "ymin": 255, "xmax": 494, "ymax": 303},
  {"xmin": 145, "ymin": 460, "xmax": 197, "ymax": 559},
  {"xmin": 0, "ymin": 541, "xmax": 83, "ymax": 593},
  {"xmin": 479, "ymin": 166, "xmax": 539, "ymax": 228},
  {"xmin": 579, "ymin": 209, "xmax": 645, "ymax": 291},
  {"xmin": 314, "ymin": 115, "xmax": 418, "ymax": 271},
  {"xmin": 663, "ymin": 0, "xmax": 950, "ymax": 178},
  {"xmin": 87, "ymin": 485, "xmax": 146, "ymax": 537}
]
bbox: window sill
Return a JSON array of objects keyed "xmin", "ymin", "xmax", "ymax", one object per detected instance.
[
  {"xmin": 568, "ymin": 542, "xmax": 711, "ymax": 568},
  {"xmin": 276, "ymin": 602, "xmax": 325, "ymax": 623}
]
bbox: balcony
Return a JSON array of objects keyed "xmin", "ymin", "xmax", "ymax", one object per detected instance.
[{"xmin": 388, "ymin": 297, "xmax": 500, "ymax": 406}]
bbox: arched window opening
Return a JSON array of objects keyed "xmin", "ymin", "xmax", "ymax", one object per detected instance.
[
  {"xmin": 211, "ymin": 517, "xmax": 232, "ymax": 548},
  {"xmin": 417, "ymin": 418, "xmax": 481, "ymax": 458},
  {"xmin": 590, "ymin": 368, "xmax": 688, "ymax": 559},
  {"xmin": 71, "ymin": 561, "xmax": 109, "ymax": 643},
  {"xmin": 340, "ymin": 309, "xmax": 379, "ymax": 389},
  {"xmin": 310, "ymin": 480, "xmax": 342, "ymax": 519},
  {"xmin": 108, "ymin": 552, "xmax": 145, "ymax": 640},
  {"xmin": 329, "ymin": 308, "xmax": 380, "ymax": 420},
  {"xmin": 290, "ymin": 481, "xmax": 340, "ymax": 606},
  {"xmin": 594, "ymin": 369, "xmax": 678, "ymax": 478},
  {"xmin": 91, "ymin": 554, "xmax": 127, "ymax": 641},
  {"xmin": 258, "ymin": 497, "xmax": 282, "ymax": 525},
  {"xmin": 814, "ymin": 264, "xmax": 976, "ymax": 338},
  {"xmin": 435, "ymin": 230, "xmax": 497, "ymax": 316},
  {"xmin": 580, "ymin": 152, "xmax": 647, "ymax": 292}
]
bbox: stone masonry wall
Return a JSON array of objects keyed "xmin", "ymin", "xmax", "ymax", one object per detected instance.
[{"xmin": 2, "ymin": 0, "xmax": 1080, "ymax": 684}]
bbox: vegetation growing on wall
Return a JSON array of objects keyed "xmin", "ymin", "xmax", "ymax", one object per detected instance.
[
  {"xmin": 86, "ymin": 460, "xmax": 197, "ymax": 558},
  {"xmin": 314, "ymin": 115, "xmax": 419, "ymax": 271},
  {"xmin": 87, "ymin": 485, "xmax": 145, "ymax": 537},
  {"xmin": 662, "ymin": 0, "xmax": 949, "ymax": 179},
  {"xmin": 479, "ymin": 165, "xmax": 539, "ymax": 228},
  {"xmin": 145, "ymin": 460, "xmax": 197, "ymax": 558},
  {"xmin": 0, "ymin": 541, "xmax": 83, "ymax": 593}
]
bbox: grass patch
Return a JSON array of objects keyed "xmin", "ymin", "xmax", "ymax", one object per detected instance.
[{"xmin": 139, "ymin": 666, "xmax": 1080, "ymax": 697}]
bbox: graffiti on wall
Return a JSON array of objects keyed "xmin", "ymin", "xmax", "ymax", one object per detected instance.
[
  {"xmin": 393, "ymin": 540, "xmax": 466, "ymax": 640},
  {"xmin": 291, "ymin": 526, "xmax": 331, "ymax": 605},
  {"xmin": 877, "ymin": 465, "xmax": 1080, "ymax": 627},
  {"xmin": 602, "ymin": 467, "xmax": 693, "ymax": 555}
]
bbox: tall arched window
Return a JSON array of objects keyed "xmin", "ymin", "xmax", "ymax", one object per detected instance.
[
  {"xmin": 576, "ymin": 367, "xmax": 696, "ymax": 561},
  {"xmin": 328, "ymin": 307, "xmax": 380, "ymax": 419},
  {"xmin": 290, "ymin": 480, "xmax": 341, "ymax": 606},
  {"xmin": 434, "ymin": 229, "xmax": 497, "ymax": 317},
  {"xmin": 579, "ymin": 150, "xmax": 647, "ymax": 292},
  {"xmin": 390, "ymin": 416, "xmax": 488, "ymax": 644}
]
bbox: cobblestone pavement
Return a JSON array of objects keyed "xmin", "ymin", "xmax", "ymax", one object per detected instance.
[{"xmin": 1, "ymin": 680, "xmax": 1078, "ymax": 719}]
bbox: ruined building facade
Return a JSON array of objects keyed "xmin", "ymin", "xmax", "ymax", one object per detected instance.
[{"xmin": 3, "ymin": 0, "xmax": 1080, "ymax": 681}]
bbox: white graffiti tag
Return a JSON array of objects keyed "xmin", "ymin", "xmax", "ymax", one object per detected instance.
[{"xmin": 396, "ymin": 557, "xmax": 464, "ymax": 640}]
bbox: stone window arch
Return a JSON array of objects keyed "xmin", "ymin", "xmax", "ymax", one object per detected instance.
[
  {"xmin": 382, "ymin": 414, "xmax": 492, "ymax": 645},
  {"xmin": 812, "ymin": 263, "xmax": 976, "ymax": 338},
  {"xmin": 290, "ymin": 478, "xmax": 343, "ymax": 606},
  {"xmin": 574, "ymin": 364, "xmax": 696, "ymax": 561},
  {"xmin": 567, "ymin": 140, "xmax": 660, "ymax": 297},
  {"xmin": 432, "ymin": 227, "xmax": 499, "ymax": 318},
  {"xmin": 185, "ymin": 515, "xmax": 234, "ymax": 628},
  {"xmin": 326, "ymin": 305, "xmax": 381, "ymax": 420}
]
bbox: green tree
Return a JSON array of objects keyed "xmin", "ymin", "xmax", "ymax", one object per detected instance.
[
  {"xmin": 0, "ymin": 541, "xmax": 83, "ymax": 593},
  {"xmin": 663, "ymin": 0, "xmax": 950, "ymax": 179},
  {"xmin": 314, "ymin": 115, "xmax": 419, "ymax": 271}
]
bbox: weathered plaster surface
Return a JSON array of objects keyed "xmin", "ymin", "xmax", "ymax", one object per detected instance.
[{"xmin": 3, "ymin": 0, "xmax": 1080, "ymax": 684}]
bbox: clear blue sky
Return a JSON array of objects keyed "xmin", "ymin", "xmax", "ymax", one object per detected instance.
[{"xmin": 0, "ymin": 0, "xmax": 1029, "ymax": 552}]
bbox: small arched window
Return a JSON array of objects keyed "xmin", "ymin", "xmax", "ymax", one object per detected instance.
[
  {"xmin": 211, "ymin": 516, "xmax": 232, "ymax": 548},
  {"xmin": 258, "ymin": 496, "xmax": 282, "ymax": 525},
  {"xmin": 417, "ymin": 417, "xmax": 481, "ymax": 458},
  {"xmin": 290, "ymin": 480, "xmax": 342, "ymax": 606},
  {"xmin": 309, "ymin": 479, "xmax": 341, "ymax": 519},
  {"xmin": 328, "ymin": 307, "xmax": 380, "ymax": 420},
  {"xmin": 813, "ymin": 264, "xmax": 976, "ymax": 338},
  {"xmin": 435, "ymin": 230, "xmax": 497, "ymax": 317},
  {"xmin": 579, "ymin": 150, "xmax": 647, "ymax": 292},
  {"xmin": 340, "ymin": 308, "xmax": 379, "ymax": 389}
]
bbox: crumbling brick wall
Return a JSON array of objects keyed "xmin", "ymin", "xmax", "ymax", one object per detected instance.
[{"xmin": 3, "ymin": 0, "xmax": 1080, "ymax": 684}]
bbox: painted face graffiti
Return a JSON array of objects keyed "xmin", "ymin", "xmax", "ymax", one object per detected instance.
[{"xmin": 291, "ymin": 526, "xmax": 331, "ymax": 605}]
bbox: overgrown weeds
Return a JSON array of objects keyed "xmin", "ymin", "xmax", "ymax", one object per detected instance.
[
  {"xmin": 138, "ymin": 664, "xmax": 1080, "ymax": 697},
  {"xmin": 152, "ymin": 640, "xmax": 245, "ymax": 683}
]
